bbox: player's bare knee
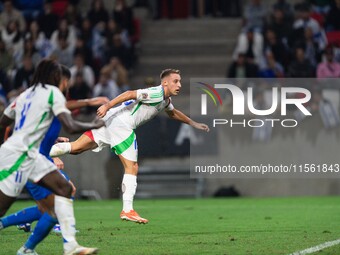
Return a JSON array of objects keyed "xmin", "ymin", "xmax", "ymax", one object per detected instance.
[
  {"xmin": 133, "ymin": 163, "xmax": 138, "ymax": 174},
  {"xmin": 125, "ymin": 163, "xmax": 138, "ymax": 175}
]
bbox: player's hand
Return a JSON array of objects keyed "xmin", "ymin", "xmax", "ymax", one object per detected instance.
[
  {"xmin": 56, "ymin": 137, "xmax": 69, "ymax": 143},
  {"xmin": 88, "ymin": 97, "xmax": 110, "ymax": 106},
  {"xmin": 193, "ymin": 122, "xmax": 210, "ymax": 132},
  {"xmin": 53, "ymin": 157, "xmax": 64, "ymax": 169},
  {"xmin": 97, "ymin": 104, "xmax": 109, "ymax": 118}
]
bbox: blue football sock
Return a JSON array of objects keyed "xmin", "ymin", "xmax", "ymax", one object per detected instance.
[
  {"xmin": 0, "ymin": 206, "xmax": 42, "ymax": 228},
  {"xmin": 25, "ymin": 213, "xmax": 58, "ymax": 250}
]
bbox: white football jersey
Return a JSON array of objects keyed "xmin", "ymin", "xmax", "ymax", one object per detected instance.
[
  {"xmin": 3, "ymin": 84, "xmax": 70, "ymax": 155},
  {"xmin": 103, "ymin": 85, "xmax": 174, "ymax": 129}
]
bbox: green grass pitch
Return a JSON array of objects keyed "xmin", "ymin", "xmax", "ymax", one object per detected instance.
[{"xmin": 1, "ymin": 197, "xmax": 340, "ymax": 255}]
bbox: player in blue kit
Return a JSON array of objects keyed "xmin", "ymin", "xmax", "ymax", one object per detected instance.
[{"xmin": 0, "ymin": 64, "xmax": 108, "ymax": 255}]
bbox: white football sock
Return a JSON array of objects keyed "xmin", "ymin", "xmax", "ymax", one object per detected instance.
[
  {"xmin": 122, "ymin": 174, "xmax": 137, "ymax": 212},
  {"xmin": 49, "ymin": 143, "xmax": 71, "ymax": 157},
  {"xmin": 54, "ymin": 195, "xmax": 78, "ymax": 251}
]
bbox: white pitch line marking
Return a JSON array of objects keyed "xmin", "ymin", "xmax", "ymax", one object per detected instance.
[{"xmin": 288, "ymin": 239, "xmax": 340, "ymax": 255}]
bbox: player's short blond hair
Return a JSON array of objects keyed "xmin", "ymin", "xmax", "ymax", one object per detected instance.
[{"xmin": 160, "ymin": 69, "xmax": 180, "ymax": 80}]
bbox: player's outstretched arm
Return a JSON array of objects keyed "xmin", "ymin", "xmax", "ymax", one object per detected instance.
[
  {"xmin": 0, "ymin": 115, "xmax": 14, "ymax": 144},
  {"xmin": 97, "ymin": 90, "xmax": 137, "ymax": 118},
  {"xmin": 166, "ymin": 108, "xmax": 210, "ymax": 132},
  {"xmin": 57, "ymin": 112, "xmax": 104, "ymax": 134},
  {"xmin": 66, "ymin": 97, "xmax": 109, "ymax": 111}
]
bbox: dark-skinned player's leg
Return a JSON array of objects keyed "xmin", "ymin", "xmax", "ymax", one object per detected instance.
[
  {"xmin": 38, "ymin": 171, "xmax": 81, "ymax": 253},
  {"xmin": 0, "ymin": 190, "xmax": 16, "ymax": 218},
  {"xmin": 37, "ymin": 168, "xmax": 98, "ymax": 254}
]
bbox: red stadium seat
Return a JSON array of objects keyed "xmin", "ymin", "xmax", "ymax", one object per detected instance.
[
  {"xmin": 130, "ymin": 18, "xmax": 141, "ymax": 45},
  {"xmin": 51, "ymin": 0, "xmax": 68, "ymax": 17},
  {"xmin": 310, "ymin": 12, "xmax": 325, "ymax": 27},
  {"xmin": 326, "ymin": 31, "xmax": 340, "ymax": 46}
]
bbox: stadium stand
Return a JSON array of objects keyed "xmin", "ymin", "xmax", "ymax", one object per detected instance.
[{"xmin": 1, "ymin": 0, "xmax": 340, "ymax": 199}]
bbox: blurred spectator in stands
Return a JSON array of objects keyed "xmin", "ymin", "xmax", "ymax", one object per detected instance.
[
  {"xmin": 266, "ymin": 7, "xmax": 292, "ymax": 45},
  {"xmin": 25, "ymin": 20, "xmax": 53, "ymax": 58},
  {"xmin": 104, "ymin": 57, "xmax": 130, "ymax": 92},
  {"xmin": 113, "ymin": 0, "xmax": 134, "ymax": 35},
  {"xmin": 79, "ymin": 18, "xmax": 93, "ymax": 50},
  {"xmin": 0, "ymin": 88, "xmax": 8, "ymax": 110},
  {"xmin": 8, "ymin": 55, "xmax": 34, "ymax": 100},
  {"xmin": 70, "ymin": 54, "xmax": 95, "ymax": 88},
  {"xmin": 50, "ymin": 34, "xmax": 74, "ymax": 67},
  {"xmin": 106, "ymin": 18, "xmax": 119, "ymax": 39},
  {"xmin": 0, "ymin": 39, "xmax": 14, "ymax": 72},
  {"xmin": 272, "ymin": 0, "xmax": 294, "ymax": 20},
  {"xmin": 68, "ymin": 71, "xmax": 92, "ymax": 100},
  {"xmin": 326, "ymin": 0, "xmax": 340, "ymax": 31},
  {"xmin": 106, "ymin": 19, "xmax": 131, "ymax": 49},
  {"xmin": 0, "ymin": 71, "xmax": 9, "ymax": 108},
  {"xmin": 74, "ymin": 37, "xmax": 93, "ymax": 68},
  {"xmin": 38, "ymin": 2, "xmax": 59, "ymax": 39},
  {"xmin": 288, "ymin": 47, "xmax": 315, "ymax": 77},
  {"xmin": 51, "ymin": 18, "xmax": 77, "ymax": 52},
  {"xmin": 317, "ymin": 46, "xmax": 340, "ymax": 77},
  {"xmin": 92, "ymin": 21, "xmax": 107, "ymax": 73},
  {"xmin": 63, "ymin": 2, "xmax": 82, "ymax": 28},
  {"xmin": 13, "ymin": 54, "xmax": 34, "ymax": 89},
  {"xmin": 263, "ymin": 28, "xmax": 288, "ymax": 69},
  {"xmin": 304, "ymin": 27, "xmax": 321, "ymax": 67},
  {"xmin": 87, "ymin": 0, "xmax": 109, "ymax": 27},
  {"xmin": 259, "ymin": 51, "xmax": 284, "ymax": 78},
  {"xmin": 26, "ymin": 20, "xmax": 44, "ymax": 49},
  {"xmin": 1, "ymin": 20, "xmax": 24, "ymax": 68},
  {"xmin": 93, "ymin": 66, "xmax": 120, "ymax": 99},
  {"xmin": 233, "ymin": 28, "xmax": 264, "ymax": 66},
  {"xmin": 0, "ymin": 69, "xmax": 11, "ymax": 98},
  {"xmin": 243, "ymin": 0, "xmax": 267, "ymax": 32},
  {"xmin": 292, "ymin": 3, "xmax": 327, "ymax": 51},
  {"xmin": 0, "ymin": 0, "xmax": 26, "ymax": 32},
  {"xmin": 228, "ymin": 53, "xmax": 259, "ymax": 78},
  {"xmin": 15, "ymin": 0, "xmax": 44, "ymax": 21},
  {"xmin": 21, "ymin": 38, "xmax": 41, "ymax": 68},
  {"xmin": 106, "ymin": 33, "xmax": 131, "ymax": 69},
  {"xmin": 308, "ymin": 0, "xmax": 332, "ymax": 14}
]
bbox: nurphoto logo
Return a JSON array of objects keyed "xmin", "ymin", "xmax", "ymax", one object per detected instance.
[{"xmin": 196, "ymin": 82, "xmax": 312, "ymax": 128}]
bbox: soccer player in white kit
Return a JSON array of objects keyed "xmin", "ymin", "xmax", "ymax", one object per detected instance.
[
  {"xmin": 50, "ymin": 69, "xmax": 210, "ymax": 223},
  {"xmin": 0, "ymin": 59, "xmax": 103, "ymax": 255}
]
